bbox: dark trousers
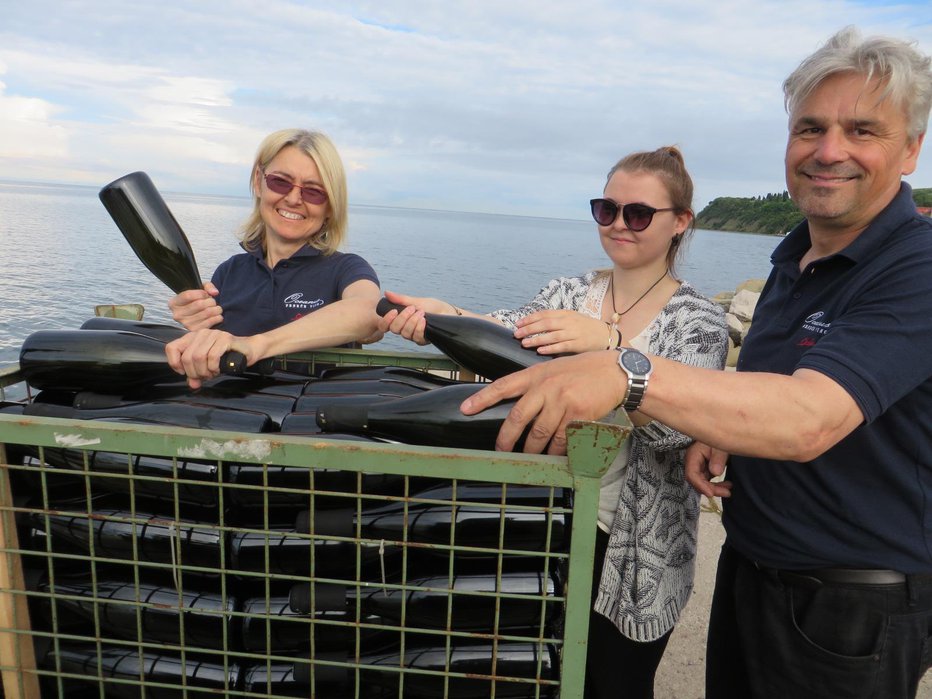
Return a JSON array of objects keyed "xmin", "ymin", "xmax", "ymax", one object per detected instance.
[
  {"xmin": 707, "ymin": 542, "xmax": 932, "ymax": 699},
  {"xmin": 584, "ymin": 527, "xmax": 672, "ymax": 699}
]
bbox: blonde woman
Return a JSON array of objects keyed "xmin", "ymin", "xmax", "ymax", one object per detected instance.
[{"xmin": 166, "ymin": 129, "xmax": 380, "ymax": 387}]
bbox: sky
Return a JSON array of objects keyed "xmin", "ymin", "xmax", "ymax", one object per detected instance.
[{"xmin": 1, "ymin": 1, "xmax": 930, "ymax": 219}]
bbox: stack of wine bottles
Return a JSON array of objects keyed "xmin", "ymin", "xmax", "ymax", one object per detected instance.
[
  {"xmin": 8, "ymin": 317, "xmax": 571, "ymax": 697},
  {"xmin": 20, "ymin": 483, "xmax": 567, "ymax": 698},
  {"xmin": 16, "ymin": 315, "xmax": 541, "ymax": 451}
]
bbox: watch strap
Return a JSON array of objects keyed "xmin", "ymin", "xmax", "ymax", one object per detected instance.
[{"xmin": 622, "ymin": 377, "xmax": 648, "ymax": 412}]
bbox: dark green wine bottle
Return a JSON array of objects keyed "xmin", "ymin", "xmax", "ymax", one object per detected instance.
[
  {"xmin": 291, "ymin": 641, "xmax": 558, "ymax": 699},
  {"xmin": 228, "ymin": 528, "xmax": 379, "ymax": 579},
  {"xmin": 73, "ymin": 387, "xmax": 296, "ymax": 428},
  {"xmin": 99, "ymin": 171, "xmax": 204, "ymax": 295},
  {"xmin": 302, "ymin": 378, "xmax": 428, "ymax": 396},
  {"xmin": 319, "ymin": 364, "xmax": 461, "ymax": 387},
  {"xmin": 29, "ymin": 575, "xmax": 235, "ymax": 648},
  {"xmin": 19, "ymin": 329, "xmax": 259, "ymax": 392},
  {"xmin": 297, "ymin": 495, "xmax": 567, "ymax": 557},
  {"xmin": 291, "ymin": 392, "xmax": 404, "ymax": 415},
  {"xmin": 243, "ymin": 644, "xmax": 558, "ymax": 699},
  {"xmin": 23, "ymin": 399, "xmax": 276, "ymax": 433},
  {"xmin": 241, "ymin": 656, "xmax": 347, "ymax": 698},
  {"xmin": 288, "ymin": 570, "xmax": 561, "ymax": 633},
  {"xmin": 145, "ymin": 373, "xmax": 309, "ymax": 398},
  {"xmin": 377, "ymin": 297, "xmax": 551, "ymax": 380},
  {"xmin": 315, "ymin": 383, "xmax": 527, "ymax": 450},
  {"xmin": 240, "ymin": 592, "xmax": 394, "ymax": 652},
  {"xmin": 37, "ymin": 641, "xmax": 241, "ymax": 698},
  {"xmin": 29, "ymin": 508, "xmax": 223, "ymax": 570},
  {"xmin": 19, "ymin": 450, "xmax": 221, "ymax": 508},
  {"xmin": 227, "ymin": 457, "xmax": 406, "ymax": 506},
  {"xmin": 80, "ymin": 316, "xmax": 187, "ymax": 342}
]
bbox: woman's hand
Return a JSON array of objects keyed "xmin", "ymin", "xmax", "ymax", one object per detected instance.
[
  {"xmin": 514, "ymin": 310, "xmax": 615, "ymax": 355},
  {"xmin": 168, "ymin": 282, "xmax": 223, "ymax": 331},
  {"xmin": 165, "ymin": 329, "xmax": 258, "ymax": 390},
  {"xmin": 377, "ymin": 290, "xmax": 454, "ymax": 345},
  {"xmin": 358, "ymin": 328, "xmax": 386, "ymax": 345}
]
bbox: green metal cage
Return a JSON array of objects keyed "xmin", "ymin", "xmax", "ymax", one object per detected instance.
[{"xmin": 0, "ymin": 348, "xmax": 629, "ymax": 698}]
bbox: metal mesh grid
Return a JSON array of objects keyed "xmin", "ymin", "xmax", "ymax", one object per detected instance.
[{"xmin": 0, "ymin": 350, "xmax": 627, "ymax": 699}]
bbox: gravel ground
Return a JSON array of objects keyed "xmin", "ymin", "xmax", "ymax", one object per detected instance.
[{"xmin": 653, "ymin": 507, "xmax": 932, "ymax": 699}]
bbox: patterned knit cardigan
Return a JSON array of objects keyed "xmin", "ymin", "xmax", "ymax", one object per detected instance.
[{"xmin": 491, "ymin": 271, "xmax": 729, "ymax": 642}]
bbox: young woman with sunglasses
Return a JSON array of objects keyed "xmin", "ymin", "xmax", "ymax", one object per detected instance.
[
  {"xmin": 164, "ymin": 129, "xmax": 381, "ymax": 388},
  {"xmin": 379, "ymin": 146, "xmax": 728, "ymax": 699}
]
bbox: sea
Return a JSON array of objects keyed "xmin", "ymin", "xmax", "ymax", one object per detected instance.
[{"xmin": 0, "ymin": 180, "xmax": 780, "ymax": 373}]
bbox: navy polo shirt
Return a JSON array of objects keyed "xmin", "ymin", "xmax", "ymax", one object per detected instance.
[
  {"xmin": 724, "ymin": 184, "xmax": 932, "ymax": 573},
  {"xmin": 210, "ymin": 244, "xmax": 379, "ymax": 336}
]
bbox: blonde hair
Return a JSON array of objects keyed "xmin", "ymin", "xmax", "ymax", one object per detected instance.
[
  {"xmin": 240, "ymin": 129, "xmax": 348, "ymax": 255},
  {"xmin": 605, "ymin": 145, "xmax": 695, "ymax": 275}
]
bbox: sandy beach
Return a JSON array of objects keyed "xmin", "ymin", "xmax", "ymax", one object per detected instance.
[{"xmin": 653, "ymin": 506, "xmax": 932, "ymax": 699}]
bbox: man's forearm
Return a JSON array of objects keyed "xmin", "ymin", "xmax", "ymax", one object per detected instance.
[{"xmin": 639, "ymin": 355, "xmax": 863, "ymax": 460}]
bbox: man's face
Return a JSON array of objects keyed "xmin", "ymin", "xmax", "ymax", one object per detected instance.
[{"xmin": 785, "ymin": 71, "xmax": 923, "ymax": 236}]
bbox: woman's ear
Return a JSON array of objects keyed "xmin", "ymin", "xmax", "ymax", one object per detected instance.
[
  {"xmin": 251, "ymin": 167, "xmax": 262, "ymax": 198},
  {"xmin": 674, "ymin": 210, "xmax": 693, "ymax": 236}
]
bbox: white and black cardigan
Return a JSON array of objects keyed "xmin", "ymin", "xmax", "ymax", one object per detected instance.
[{"xmin": 491, "ymin": 271, "xmax": 729, "ymax": 642}]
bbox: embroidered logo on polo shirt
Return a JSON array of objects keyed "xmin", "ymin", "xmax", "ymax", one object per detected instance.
[
  {"xmin": 798, "ymin": 311, "xmax": 831, "ymax": 346},
  {"xmin": 283, "ymin": 293, "xmax": 324, "ymax": 310},
  {"xmin": 802, "ymin": 311, "xmax": 831, "ymax": 335}
]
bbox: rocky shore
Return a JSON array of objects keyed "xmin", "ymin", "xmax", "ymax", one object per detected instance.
[{"xmin": 711, "ymin": 278, "xmax": 765, "ymax": 368}]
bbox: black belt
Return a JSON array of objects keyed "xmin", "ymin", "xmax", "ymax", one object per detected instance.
[{"xmin": 752, "ymin": 561, "xmax": 906, "ymax": 586}]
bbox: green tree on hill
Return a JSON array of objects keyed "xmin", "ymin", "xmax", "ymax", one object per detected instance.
[
  {"xmin": 697, "ymin": 187, "xmax": 932, "ymax": 234},
  {"xmin": 696, "ymin": 194, "xmax": 802, "ymax": 235}
]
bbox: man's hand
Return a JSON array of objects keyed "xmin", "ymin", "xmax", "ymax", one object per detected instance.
[
  {"xmin": 685, "ymin": 442, "xmax": 732, "ymax": 498},
  {"xmin": 460, "ymin": 351, "xmax": 627, "ymax": 455}
]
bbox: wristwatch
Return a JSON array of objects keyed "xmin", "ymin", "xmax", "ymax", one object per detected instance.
[{"xmin": 616, "ymin": 348, "xmax": 652, "ymax": 412}]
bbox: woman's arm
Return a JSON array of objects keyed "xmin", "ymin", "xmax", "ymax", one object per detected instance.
[
  {"xmin": 165, "ymin": 279, "xmax": 381, "ymax": 388},
  {"xmin": 378, "ymin": 289, "xmax": 505, "ymax": 345},
  {"xmin": 251, "ymin": 278, "xmax": 381, "ymax": 356}
]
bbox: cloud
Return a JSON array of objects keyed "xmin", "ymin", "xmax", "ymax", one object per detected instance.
[
  {"xmin": 0, "ymin": 80, "xmax": 70, "ymax": 160},
  {"xmin": 0, "ymin": 1, "xmax": 929, "ymax": 215}
]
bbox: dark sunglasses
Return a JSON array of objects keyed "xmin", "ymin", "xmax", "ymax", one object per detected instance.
[
  {"xmin": 589, "ymin": 198, "xmax": 675, "ymax": 231},
  {"xmin": 262, "ymin": 171, "xmax": 328, "ymax": 205}
]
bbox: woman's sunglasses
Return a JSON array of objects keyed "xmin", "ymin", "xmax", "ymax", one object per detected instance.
[
  {"xmin": 589, "ymin": 199, "xmax": 675, "ymax": 231},
  {"xmin": 263, "ymin": 171, "xmax": 329, "ymax": 205}
]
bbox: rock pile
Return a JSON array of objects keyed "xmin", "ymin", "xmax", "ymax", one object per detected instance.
[{"xmin": 711, "ymin": 279, "xmax": 765, "ymax": 368}]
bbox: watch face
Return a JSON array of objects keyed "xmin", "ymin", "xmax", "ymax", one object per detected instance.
[{"xmin": 621, "ymin": 350, "xmax": 651, "ymax": 375}]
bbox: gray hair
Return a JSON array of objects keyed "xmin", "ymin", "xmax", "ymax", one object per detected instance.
[{"xmin": 783, "ymin": 26, "xmax": 932, "ymax": 141}]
